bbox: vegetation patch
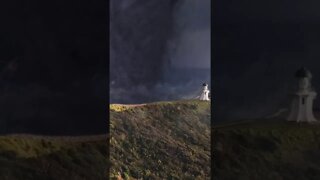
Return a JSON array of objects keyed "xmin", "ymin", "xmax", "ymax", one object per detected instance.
[
  {"xmin": 110, "ymin": 100, "xmax": 211, "ymax": 179},
  {"xmin": 0, "ymin": 135, "xmax": 107, "ymax": 180},
  {"xmin": 213, "ymin": 121, "xmax": 320, "ymax": 180}
]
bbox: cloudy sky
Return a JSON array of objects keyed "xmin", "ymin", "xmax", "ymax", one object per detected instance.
[
  {"xmin": 110, "ymin": 0, "xmax": 211, "ymax": 103},
  {"xmin": 0, "ymin": 0, "xmax": 107, "ymax": 134},
  {"xmin": 213, "ymin": 0, "xmax": 320, "ymax": 121},
  {"xmin": 170, "ymin": 0, "xmax": 210, "ymax": 69}
]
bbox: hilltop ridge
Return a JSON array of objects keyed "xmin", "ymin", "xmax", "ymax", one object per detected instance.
[{"xmin": 110, "ymin": 100, "xmax": 211, "ymax": 179}]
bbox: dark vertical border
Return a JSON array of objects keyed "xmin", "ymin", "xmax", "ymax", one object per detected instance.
[
  {"xmin": 210, "ymin": 0, "xmax": 214, "ymax": 179},
  {"xmin": 106, "ymin": 0, "xmax": 110, "ymax": 178}
]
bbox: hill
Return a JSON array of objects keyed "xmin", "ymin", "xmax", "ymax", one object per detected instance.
[
  {"xmin": 0, "ymin": 134, "xmax": 106, "ymax": 180},
  {"xmin": 213, "ymin": 120, "xmax": 320, "ymax": 180},
  {"xmin": 109, "ymin": 100, "xmax": 211, "ymax": 179}
]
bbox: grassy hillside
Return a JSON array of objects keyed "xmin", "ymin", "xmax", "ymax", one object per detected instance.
[
  {"xmin": 0, "ymin": 135, "xmax": 107, "ymax": 180},
  {"xmin": 110, "ymin": 100, "xmax": 211, "ymax": 179},
  {"xmin": 213, "ymin": 120, "xmax": 320, "ymax": 180}
]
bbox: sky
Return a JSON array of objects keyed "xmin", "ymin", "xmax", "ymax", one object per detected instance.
[
  {"xmin": 0, "ymin": 0, "xmax": 107, "ymax": 134},
  {"xmin": 3, "ymin": 0, "xmax": 320, "ymax": 132},
  {"xmin": 213, "ymin": 0, "xmax": 320, "ymax": 121},
  {"xmin": 110, "ymin": 0, "xmax": 211, "ymax": 103},
  {"xmin": 170, "ymin": 0, "xmax": 210, "ymax": 68}
]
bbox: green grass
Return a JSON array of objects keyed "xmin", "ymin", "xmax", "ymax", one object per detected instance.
[
  {"xmin": 213, "ymin": 120, "xmax": 320, "ymax": 180},
  {"xmin": 0, "ymin": 135, "xmax": 107, "ymax": 180},
  {"xmin": 110, "ymin": 100, "xmax": 211, "ymax": 179}
]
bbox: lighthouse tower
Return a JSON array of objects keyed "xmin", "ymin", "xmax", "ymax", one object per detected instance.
[
  {"xmin": 287, "ymin": 67, "xmax": 317, "ymax": 123},
  {"xmin": 200, "ymin": 83, "xmax": 210, "ymax": 101}
]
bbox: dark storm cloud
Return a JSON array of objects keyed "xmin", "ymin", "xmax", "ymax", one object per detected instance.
[
  {"xmin": 110, "ymin": 0, "xmax": 211, "ymax": 104},
  {"xmin": 175, "ymin": 0, "xmax": 210, "ymax": 31},
  {"xmin": 110, "ymin": 0, "xmax": 176, "ymax": 87},
  {"xmin": 169, "ymin": 0, "xmax": 210, "ymax": 69}
]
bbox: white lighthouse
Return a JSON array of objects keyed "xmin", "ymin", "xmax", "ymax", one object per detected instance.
[
  {"xmin": 199, "ymin": 83, "xmax": 210, "ymax": 101},
  {"xmin": 287, "ymin": 67, "xmax": 318, "ymax": 123}
]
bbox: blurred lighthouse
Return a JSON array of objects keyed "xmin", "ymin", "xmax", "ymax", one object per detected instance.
[
  {"xmin": 287, "ymin": 67, "xmax": 317, "ymax": 123},
  {"xmin": 200, "ymin": 83, "xmax": 210, "ymax": 101}
]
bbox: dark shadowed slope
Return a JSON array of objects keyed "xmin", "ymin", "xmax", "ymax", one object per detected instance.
[
  {"xmin": 213, "ymin": 120, "xmax": 320, "ymax": 179},
  {"xmin": 0, "ymin": 135, "xmax": 106, "ymax": 180},
  {"xmin": 110, "ymin": 100, "xmax": 211, "ymax": 179}
]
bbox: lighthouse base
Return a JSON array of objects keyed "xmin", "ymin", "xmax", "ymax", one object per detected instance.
[{"xmin": 287, "ymin": 92, "xmax": 318, "ymax": 123}]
